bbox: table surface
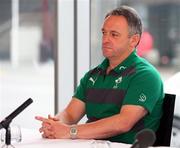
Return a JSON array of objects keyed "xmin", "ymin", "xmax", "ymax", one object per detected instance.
[{"xmin": 0, "ymin": 129, "xmax": 172, "ymax": 148}]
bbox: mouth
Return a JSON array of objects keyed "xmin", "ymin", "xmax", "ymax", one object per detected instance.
[
  {"xmin": 102, "ymin": 46, "xmax": 112, "ymax": 49},
  {"xmin": 102, "ymin": 43, "xmax": 112, "ymax": 49}
]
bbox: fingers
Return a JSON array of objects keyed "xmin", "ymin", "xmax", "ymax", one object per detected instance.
[
  {"xmin": 48, "ymin": 114, "xmax": 59, "ymax": 121},
  {"xmin": 36, "ymin": 116, "xmax": 55, "ymax": 133},
  {"xmin": 40, "ymin": 124, "xmax": 55, "ymax": 139},
  {"xmin": 39, "ymin": 124, "xmax": 51, "ymax": 132},
  {"xmin": 35, "ymin": 116, "xmax": 49, "ymax": 122},
  {"xmin": 35, "ymin": 115, "xmax": 59, "ymax": 139},
  {"xmin": 40, "ymin": 122, "xmax": 52, "ymax": 132},
  {"xmin": 41, "ymin": 128, "xmax": 55, "ymax": 139},
  {"xmin": 39, "ymin": 127, "xmax": 43, "ymax": 133},
  {"xmin": 36, "ymin": 116, "xmax": 53, "ymax": 127},
  {"xmin": 35, "ymin": 115, "xmax": 59, "ymax": 122},
  {"xmin": 42, "ymin": 133, "xmax": 55, "ymax": 139}
]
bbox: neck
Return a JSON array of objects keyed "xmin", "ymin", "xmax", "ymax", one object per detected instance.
[{"xmin": 108, "ymin": 49, "xmax": 134, "ymax": 69}]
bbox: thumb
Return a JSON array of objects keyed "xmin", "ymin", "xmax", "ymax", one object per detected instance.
[{"xmin": 48, "ymin": 114, "xmax": 59, "ymax": 121}]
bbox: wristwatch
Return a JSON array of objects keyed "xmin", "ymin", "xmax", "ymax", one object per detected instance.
[{"xmin": 70, "ymin": 125, "xmax": 78, "ymax": 139}]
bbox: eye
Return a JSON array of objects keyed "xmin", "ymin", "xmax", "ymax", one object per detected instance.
[
  {"xmin": 102, "ymin": 31, "xmax": 107, "ymax": 35},
  {"xmin": 111, "ymin": 32, "xmax": 119, "ymax": 38}
]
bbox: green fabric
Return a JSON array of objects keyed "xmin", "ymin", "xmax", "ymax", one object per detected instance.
[{"xmin": 73, "ymin": 50, "xmax": 164, "ymax": 144}]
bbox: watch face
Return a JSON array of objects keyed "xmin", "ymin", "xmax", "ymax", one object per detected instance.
[
  {"xmin": 70, "ymin": 125, "xmax": 77, "ymax": 139},
  {"xmin": 71, "ymin": 127, "xmax": 77, "ymax": 134}
]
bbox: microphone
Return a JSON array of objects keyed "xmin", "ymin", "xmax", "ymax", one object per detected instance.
[
  {"xmin": 130, "ymin": 128, "xmax": 156, "ymax": 148},
  {"xmin": 0, "ymin": 98, "xmax": 33, "ymax": 129}
]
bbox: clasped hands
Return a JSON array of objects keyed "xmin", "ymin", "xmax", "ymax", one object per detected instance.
[{"xmin": 35, "ymin": 115, "xmax": 70, "ymax": 139}]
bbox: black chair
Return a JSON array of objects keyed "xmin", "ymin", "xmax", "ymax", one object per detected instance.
[{"xmin": 153, "ymin": 93, "xmax": 176, "ymax": 146}]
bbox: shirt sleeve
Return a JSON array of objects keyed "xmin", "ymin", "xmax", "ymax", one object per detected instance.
[
  {"xmin": 73, "ymin": 71, "xmax": 90, "ymax": 102},
  {"xmin": 122, "ymin": 69, "xmax": 164, "ymax": 114}
]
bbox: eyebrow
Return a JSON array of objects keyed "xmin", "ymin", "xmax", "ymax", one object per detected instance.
[
  {"xmin": 111, "ymin": 31, "xmax": 121, "ymax": 35},
  {"xmin": 102, "ymin": 28, "xmax": 121, "ymax": 35}
]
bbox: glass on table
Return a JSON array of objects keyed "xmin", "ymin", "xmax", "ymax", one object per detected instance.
[
  {"xmin": 0, "ymin": 125, "xmax": 22, "ymax": 148},
  {"xmin": 91, "ymin": 140, "xmax": 111, "ymax": 148}
]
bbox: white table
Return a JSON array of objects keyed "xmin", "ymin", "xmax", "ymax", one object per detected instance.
[{"xmin": 0, "ymin": 129, "xmax": 171, "ymax": 148}]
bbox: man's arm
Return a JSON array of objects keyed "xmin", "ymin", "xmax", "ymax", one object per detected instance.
[
  {"xmin": 54, "ymin": 97, "xmax": 86, "ymax": 125},
  {"xmin": 36, "ymin": 104, "xmax": 147, "ymax": 139},
  {"xmin": 75, "ymin": 105, "xmax": 147, "ymax": 139}
]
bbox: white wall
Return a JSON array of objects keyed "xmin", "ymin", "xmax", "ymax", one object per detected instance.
[
  {"xmin": 57, "ymin": 0, "xmax": 90, "ymax": 117},
  {"xmin": 77, "ymin": 0, "xmax": 90, "ymax": 123},
  {"xmin": 77, "ymin": 0, "xmax": 90, "ymax": 86},
  {"xmin": 0, "ymin": 82, "xmax": 2, "ymax": 118},
  {"xmin": 57, "ymin": 0, "xmax": 74, "ymax": 111},
  {"xmin": 0, "ymin": 1, "xmax": 54, "ymax": 129}
]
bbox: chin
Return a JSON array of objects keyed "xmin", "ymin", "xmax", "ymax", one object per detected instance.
[
  {"xmin": 102, "ymin": 49, "xmax": 114, "ymax": 57},
  {"xmin": 103, "ymin": 53, "xmax": 112, "ymax": 58}
]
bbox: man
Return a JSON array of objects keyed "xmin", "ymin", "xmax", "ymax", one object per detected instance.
[{"xmin": 36, "ymin": 5, "xmax": 164, "ymax": 144}]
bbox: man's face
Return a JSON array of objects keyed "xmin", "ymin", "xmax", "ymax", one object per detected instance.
[{"xmin": 101, "ymin": 15, "xmax": 137, "ymax": 59}]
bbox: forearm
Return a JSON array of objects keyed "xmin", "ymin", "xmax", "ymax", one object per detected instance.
[
  {"xmin": 36, "ymin": 105, "xmax": 147, "ymax": 140},
  {"xmin": 74, "ymin": 105, "xmax": 147, "ymax": 140},
  {"xmin": 75, "ymin": 114, "xmax": 131, "ymax": 139},
  {"xmin": 55, "ymin": 98, "xmax": 85, "ymax": 125},
  {"xmin": 55, "ymin": 110, "xmax": 76, "ymax": 125}
]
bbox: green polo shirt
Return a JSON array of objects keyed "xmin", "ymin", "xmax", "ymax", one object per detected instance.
[{"xmin": 73, "ymin": 50, "xmax": 164, "ymax": 144}]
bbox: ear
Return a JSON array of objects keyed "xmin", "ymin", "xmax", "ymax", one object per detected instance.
[{"xmin": 130, "ymin": 34, "xmax": 141, "ymax": 48}]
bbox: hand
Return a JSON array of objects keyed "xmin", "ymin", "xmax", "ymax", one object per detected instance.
[
  {"xmin": 35, "ymin": 115, "xmax": 70, "ymax": 139},
  {"xmin": 47, "ymin": 114, "xmax": 59, "ymax": 121}
]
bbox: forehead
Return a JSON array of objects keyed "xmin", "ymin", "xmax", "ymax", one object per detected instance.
[{"xmin": 102, "ymin": 15, "xmax": 129, "ymax": 31}]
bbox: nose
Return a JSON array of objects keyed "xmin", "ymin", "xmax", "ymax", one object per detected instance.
[{"xmin": 102, "ymin": 34, "xmax": 110, "ymax": 43}]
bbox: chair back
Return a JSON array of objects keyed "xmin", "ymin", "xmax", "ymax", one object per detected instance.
[{"xmin": 154, "ymin": 93, "xmax": 176, "ymax": 146}]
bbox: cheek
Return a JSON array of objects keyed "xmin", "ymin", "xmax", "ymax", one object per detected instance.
[
  {"xmin": 113, "ymin": 43, "xmax": 124, "ymax": 52},
  {"xmin": 117, "ymin": 39, "xmax": 130, "ymax": 48},
  {"xmin": 113, "ymin": 42, "xmax": 129, "ymax": 53},
  {"xmin": 113, "ymin": 48, "xmax": 122, "ymax": 55}
]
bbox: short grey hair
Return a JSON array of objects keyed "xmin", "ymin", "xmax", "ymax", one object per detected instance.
[{"xmin": 105, "ymin": 5, "xmax": 142, "ymax": 37}]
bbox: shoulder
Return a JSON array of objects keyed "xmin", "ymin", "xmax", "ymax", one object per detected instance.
[
  {"xmin": 131, "ymin": 59, "xmax": 164, "ymax": 97},
  {"xmin": 136, "ymin": 57, "xmax": 161, "ymax": 76}
]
